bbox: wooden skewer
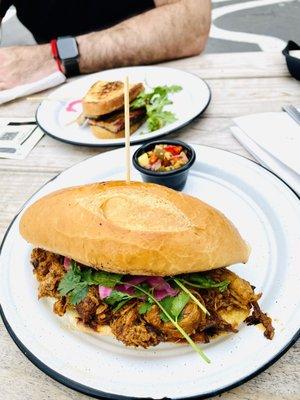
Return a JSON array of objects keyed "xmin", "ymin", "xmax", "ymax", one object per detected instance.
[{"xmin": 124, "ymin": 76, "xmax": 131, "ymax": 184}]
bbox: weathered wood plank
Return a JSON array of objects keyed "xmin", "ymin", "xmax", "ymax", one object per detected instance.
[
  {"xmin": 205, "ymin": 76, "xmax": 300, "ymax": 117},
  {"xmin": 0, "ymin": 118, "xmax": 250, "ymax": 173},
  {"xmin": 163, "ymin": 51, "xmax": 291, "ymax": 79}
]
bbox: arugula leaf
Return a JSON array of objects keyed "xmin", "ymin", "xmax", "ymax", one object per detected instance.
[
  {"xmin": 131, "ymin": 283, "xmax": 210, "ymax": 363},
  {"xmin": 131, "ymin": 85, "xmax": 182, "ymax": 132},
  {"xmin": 147, "ymin": 111, "xmax": 177, "ymax": 132},
  {"xmin": 166, "ymin": 85, "xmax": 182, "ymax": 93},
  {"xmin": 180, "ymin": 274, "xmax": 230, "ymax": 293},
  {"xmin": 159, "ymin": 291, "xmax": 190, "ymax": 322},
  {"xmin": 138, "ymin": 302, "xmax": 153, "ymax": 315},
  {"xmin": 170, "ymin": 291, "xmax": 190, "ymax": 322},
  {"xmin": 130, "ymin": 95, "xmax": 147, "ymax": 109},
  {"xmin": 159, "ymin": 296, "xmax": 174, "ymax": 317},
  {"xmin": 173, "ymin": 278, "xmax": 209, "ymax": 316}
]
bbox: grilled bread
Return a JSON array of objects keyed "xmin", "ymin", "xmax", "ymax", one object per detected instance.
[
  {"xmin": 82, "ymin": 81, "xmax": 144, "ymax": 118},
  {"xmin": 90, "ymin": 120, "xmax": 144, "ymax": 139}
]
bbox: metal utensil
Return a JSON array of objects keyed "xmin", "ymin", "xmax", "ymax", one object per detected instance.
[
  {"xmin": 282, "ymin": 105, "xmax": 300, "ymax": 126},
  {"xmin": 8, "ymin": 121, "xmax": 36, "ymax": 126}
]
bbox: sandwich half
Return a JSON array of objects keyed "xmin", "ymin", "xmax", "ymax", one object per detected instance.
[
  {"xmin": 19, "ymin": 181, "xmax": 274, "ymax": 356},
  {"xmin": 82, "ymin": 81, "xmax": 146, "ymax": 139}
]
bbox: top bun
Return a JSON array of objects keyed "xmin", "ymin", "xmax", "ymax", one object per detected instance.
[
  {"xmin": 19, "ymin": 181, "xmax": 250, "ymax": 276},
  {"xmin": 82, "ymin": 81, "xmax": 144, "ymax": 118}
]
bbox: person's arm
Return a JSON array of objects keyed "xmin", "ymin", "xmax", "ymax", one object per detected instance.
[
  {"xmin": 0, "ymin": 0, "xmax": 210, "ymax": 90},
  {"xmin": 78, "ymin": 0, "xmax": 211, "ymax": 73}
]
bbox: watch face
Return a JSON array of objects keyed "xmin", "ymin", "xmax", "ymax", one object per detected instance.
[{"xmin": 57, "ymin": 37, "xmax": 78, "ymax": 60}]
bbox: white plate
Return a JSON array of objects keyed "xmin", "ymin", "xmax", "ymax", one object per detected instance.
[
  {"xmin": 36, "ymin": 66, "xmax": 211, "ymax": 147},
  {"xmin": 0, "ymin": 145, "xmax": 299, "ymax": 400}
]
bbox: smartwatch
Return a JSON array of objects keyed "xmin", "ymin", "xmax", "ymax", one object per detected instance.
[{"xmin": 56, "ymin": 36, "xmax": 80, "ymax": 78}]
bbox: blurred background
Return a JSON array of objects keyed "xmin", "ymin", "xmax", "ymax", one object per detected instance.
[{"xmin": 1, "ymin": 0, "xmax": 299, "ymax": 52}]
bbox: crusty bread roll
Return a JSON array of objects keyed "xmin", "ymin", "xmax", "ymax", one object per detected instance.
[
  {"xmin": 82, "ymin": 81, "xmax": 144, "ymax": 118},
  {"xmin": 90, "ymin": 119, "xmax": 144, "ymax": 139},
  {"xmin": 19, "ymin": 181, "xmax": 250, "ymax": 276}
]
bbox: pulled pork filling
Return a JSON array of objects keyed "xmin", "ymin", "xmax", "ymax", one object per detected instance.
[{"xmin": 31, "ymin": 248, "xmax": 274, "ymax": 348}]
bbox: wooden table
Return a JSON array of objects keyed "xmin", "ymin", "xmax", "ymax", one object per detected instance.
[{"xmin": 0, "ymin": 51, "xmax": 299, "ymax": 400}]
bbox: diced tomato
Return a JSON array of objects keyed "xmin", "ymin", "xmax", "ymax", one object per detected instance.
[{"xmin": 164, "ymin": 145, "xmax": 182, "ymax": 155}]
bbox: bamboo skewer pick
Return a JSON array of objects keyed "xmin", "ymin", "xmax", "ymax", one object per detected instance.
[{"xmin": 124, "ymin": 76, "xmax": 131, "ymax": 183}]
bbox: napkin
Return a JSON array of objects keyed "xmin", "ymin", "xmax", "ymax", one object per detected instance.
[
  {"xmin": 233, "ymin": 112, "xmax": 300, "ymax": 175},
  {"xmin": 231, "ymin": 126, "xmax": 300, "ymax": 195},
  {"xmin": 0, "ymin": 71, "xmax": 66, "ymax": 105}
]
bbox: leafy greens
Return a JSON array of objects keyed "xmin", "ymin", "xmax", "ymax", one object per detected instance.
[
  {"xmin": 159, "ymin": 291, "xmax": 190, "ymax": 322},
  {"xmin": 178, "ymin": 274, "xmax": 230, "ymax": 293},
  {"xmin": 57, "ymin": 262, "xmax": 230, "ymax": 362},
  {"xmin": 58, "ymin": 261, "xmax": 122, "ymax": 305},
  {"xmin": 104, "ymin": 291, "xmax": 134, "ymax": 312},
  {"xmin": 131, "ymin": 85, "xmax": 182, "ymax": 132},
  {"xmin": 133, "ymin": 283, "xmax": 210, "ymax": 363}
]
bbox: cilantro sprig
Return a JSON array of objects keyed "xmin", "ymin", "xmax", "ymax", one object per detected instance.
[
  {"xmin": 131, "ymin": 85, "xmax": 182, "ymax": 132},
  {"xmin": 58, "ymin": 261, "xmax": 122, "ymax": 305}
]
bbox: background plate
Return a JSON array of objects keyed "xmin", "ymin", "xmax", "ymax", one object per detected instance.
[
  {"xmin": 0, "ymin": 145, "xmax": 299, "ymax": 399},
  {"xmin": 36, "ymin": 66, "xmax": 211, "ymax": 147}
]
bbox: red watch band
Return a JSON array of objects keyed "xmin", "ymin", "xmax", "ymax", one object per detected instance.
[{"xmin": 50, "ymin": 39, "xmax": 63, "ymax": 73}]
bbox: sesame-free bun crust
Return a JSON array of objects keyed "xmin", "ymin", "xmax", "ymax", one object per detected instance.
[
  {"xmin": 19, "ymin": 181, "xmax": 250, "ymax": 276},
  {"xmin": 82, "ymin": 81, "xmax": 144, "ymax": 118}
]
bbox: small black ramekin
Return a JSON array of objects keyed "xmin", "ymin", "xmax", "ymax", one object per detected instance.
[{"xmin": 132, "ymin": 139, "xmax": 196, "ymax": 191}]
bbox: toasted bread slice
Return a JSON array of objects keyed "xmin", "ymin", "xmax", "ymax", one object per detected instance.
[
  {"xmin": 90, "ymin": 119, "xmax": 145, "ymax": 139},
  {"xmin": 82, "ymin": 81, "xmax": 144, "ymax": 118}
]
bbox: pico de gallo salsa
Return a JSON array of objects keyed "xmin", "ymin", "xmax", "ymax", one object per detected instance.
[{"xmin": 137, "ymin": 144, "xmax": 189, "ymax": 172}]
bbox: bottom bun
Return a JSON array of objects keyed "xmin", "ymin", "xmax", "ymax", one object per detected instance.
[
  {"xmin": 47, "ymin": 298, "xmax": 249, "ymax": 344},
  {"xmin": 90, "ymin": 119, "xmax": 145, "ymax": 139}
]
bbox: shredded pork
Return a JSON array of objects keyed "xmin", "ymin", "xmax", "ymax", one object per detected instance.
[
  {"xmin": 245, "ymin": 301, "xmax": 275, "ymax": 340},
  {"xmin": 31, "ymin": 248, "xmax": 274, "ymax": 348}
]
